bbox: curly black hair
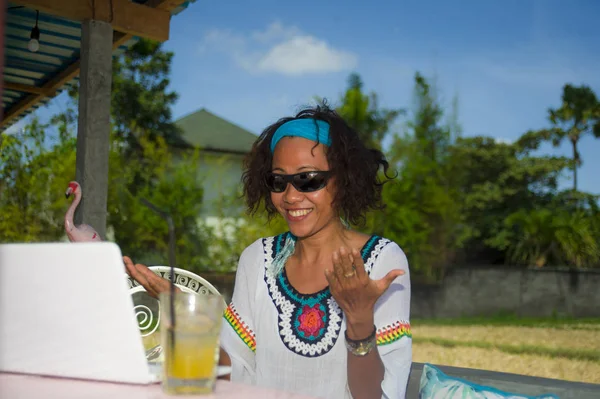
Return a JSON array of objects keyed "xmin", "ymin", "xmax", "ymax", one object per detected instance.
[{"xmin": 242, "ymin": 103, "xmax": 395, "ymax": 226}]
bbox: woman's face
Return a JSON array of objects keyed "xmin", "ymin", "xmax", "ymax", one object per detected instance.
[{"xmin": 270, "ymin": 136, "xmax": 338, "ymax": 239}]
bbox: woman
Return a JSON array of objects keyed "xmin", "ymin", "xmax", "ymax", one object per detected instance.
[{"xmin": 124, "ymin": 105, "xmax": 412, "ymax": 398}]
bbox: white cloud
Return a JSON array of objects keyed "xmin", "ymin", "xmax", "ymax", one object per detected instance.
[
  {"xmin": 250, "ymin": 21, "xmax": 300, "ymax": 44},
  {"xmin": 199, "ymin": 22, "xmax": 358, "ymax": 76},
  {"xmin": 257, "ymin": 36, "xmax": 357, "ymax": 76}
]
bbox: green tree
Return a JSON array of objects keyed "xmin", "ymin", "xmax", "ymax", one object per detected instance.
[
  {"xmin": 448, "ymin": 136, "xmax": 572, "ymax": 264},
  {"xmin": 503, "ymin": 188, "xmax": 600, "ymax": 268},
  {"xmin": 203, "ymin": 187, "xmax": 288, "ymax": 272},
  {"xmin": 0, "ymin": 116, "xmax": 76, "ymax": 242},
  {"xmin": 410, "ymin": 73, "xmax": 453, "ymax": 163},
  {"xmin": 66, "ymin": 39, "xmax": 182, "ymax": 189},
  {"xmin": 336, "ymin": 73, "xmax": 404, "ymax": 150},
  {"xmin": 3, "ymin": 38, "xmax": 211, "ymax": 269},
  {"xmin": 450, "ymin": 129, "xmax": 600, "ymax": 268},
  {"xmin": 107, "ymin": 137, "xmax": 209, "ymax": 269},
  {"xmin": 101, "ymin": 39, "xmax": 208, "ymax": 268},
  {"xmin": 498, "ymin": 207, "xmax": 600, "ymax": 268},
  {"xmin": 381, "ymin": 73, "xmax": 466, "ymax": 281},
  {"xmin": 110, "ymin": 39, "xmax": 181, "ymax": 157},
  {"xmin": 532, "ymin": 84, "xmax": 600, "ymax": 191}
]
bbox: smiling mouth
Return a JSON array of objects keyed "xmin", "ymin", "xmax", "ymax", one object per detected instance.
[{"xmin": 287, "ymin": 209, "xmax": 313, "ymax": 217}]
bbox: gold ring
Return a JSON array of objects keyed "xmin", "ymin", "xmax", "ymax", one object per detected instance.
[{"xmin": 344, "ymin": 271, "xmax": 356, "ymax": 278}]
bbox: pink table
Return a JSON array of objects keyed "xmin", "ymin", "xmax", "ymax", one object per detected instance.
[{"xmin": 0, "ymin": 373, "xmax": 316, "ymax": 399}]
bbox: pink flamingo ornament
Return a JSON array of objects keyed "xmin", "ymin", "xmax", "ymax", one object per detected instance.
[{"xmin": 64, "ymin": 181, "xmax": 102, "ymax": 242}]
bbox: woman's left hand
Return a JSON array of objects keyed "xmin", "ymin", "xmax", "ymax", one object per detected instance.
[{"xmin": 325, "ymin": 247, "xmax": 404, "ymax": 339}]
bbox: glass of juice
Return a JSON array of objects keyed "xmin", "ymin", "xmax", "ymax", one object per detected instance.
[{"xmin": 159, "ymin": 291, "xmax": 224, "ymax": 395}]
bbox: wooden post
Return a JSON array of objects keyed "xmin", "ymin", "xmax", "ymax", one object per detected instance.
[
  {"xmin": 74, "ymin": 19, "xmax": 113, "ymax": 239},
  {"xmin": 0, "ymin": 0, "xmax": 6, "ymax": 118}
]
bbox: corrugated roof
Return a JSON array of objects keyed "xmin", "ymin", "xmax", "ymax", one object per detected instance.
[
  {"xmin": 2, "ymin": 0, "xmax": 196, "ymax": 131},
  {"xmin": 175, "ymin": 108, "xmax": 258, "ymax": 154}
]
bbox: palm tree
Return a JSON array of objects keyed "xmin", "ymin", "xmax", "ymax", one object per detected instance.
[
  {"xmin": 504, "ymin": 208, "xmax": 600, "ymax": 268},
  {"xmin": 541, "ymin": 84, "xmax": 600, "ymax": 191}
]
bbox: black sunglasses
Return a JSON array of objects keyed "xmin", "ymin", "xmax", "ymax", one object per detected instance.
[{"xmin": 265, "ymin": 171, "xmax": 332, "ymax": 193}]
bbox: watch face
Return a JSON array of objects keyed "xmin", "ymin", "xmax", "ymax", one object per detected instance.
[
  {"xmin": 346, "ymin": 340, "xmax": 374, "ymax": 356},
  {"xmin": 356, "ymin": 345, "xmax": 370, "ymax": 355},
  {"xmin": 344, "ymin": 327, "xmax": 377, "ymax": 356}
]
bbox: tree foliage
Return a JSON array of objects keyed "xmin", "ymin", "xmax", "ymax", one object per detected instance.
[
  {"xmin": 0, "ymin": 117, "xmax": 76, "ymax": 241},
  {"xmin": 3, "ymin": 54, "xmax": 599, "ymax": 276},
  {"xmin": 102, "ymin": 39, "xmax": 208, "ymax": 268},
  {"xmin": 110, "ymin": 39, "xmax": 181, "ymax": 158},
  {"xmin": 347, "ymin": 73, "xmax": 599, "ymax": 276},
  {"xmin": 528, "ymin": 84, "xmax": 600, "ymax": 191},
  {"xmin": 378, "ymin": 73, "xmax": 466, "ymax": 281},
  {"xmin": 203, "ymin": 187, "xmax": 288, "ymax": 272},
  {"xmin": 1, "ymin": 39, "xmax": 209, "ymax": 270},
  {"xmin": 449, "ymin": 136, "xmax": 573, "ymax": 264},
  {"xmin": 336, "ymin": 73, "xmax": 404, "ymax": 150},
  {"xmin": 107, "ymin": 138, "xmax": 208, "ymax": 268}
]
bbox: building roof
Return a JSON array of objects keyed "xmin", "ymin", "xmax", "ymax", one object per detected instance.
[
  {"xmin": 2, "ymin": 0, "xmax": 196, "ymax": 130},
  {"xmin": 175, "ymin": 108, "xmax": 258, "ymax": 155}
]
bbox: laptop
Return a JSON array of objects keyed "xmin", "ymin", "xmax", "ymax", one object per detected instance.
[{"xmin": 0, "ymin": 242, "xmax": 227, "ymax": 384}]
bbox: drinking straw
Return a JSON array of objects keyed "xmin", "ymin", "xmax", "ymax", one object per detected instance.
[{"xmin": 140, "ymin": 199, "xmax": 177, "ymax": 351}]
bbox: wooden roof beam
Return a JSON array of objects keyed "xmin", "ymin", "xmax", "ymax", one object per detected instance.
[
  {"xmin": 10, "ymin": 0, "xmax": 171, "ymax": 42},
  {"xmin": 145, "ymin": 0, "xmax": 188, "ymax": 10},
  {"xmin": 1, "ymin": 32, "xmax": 132, "ymax": 128},
  {"xmin": 1, "ymin": 0, "xmax": 190, "ymax": 128},
  {"xmin": 3, "ymin": 81, "xmax": 47, "ymax": 95}
]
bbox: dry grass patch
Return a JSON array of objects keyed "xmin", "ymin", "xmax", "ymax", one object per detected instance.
[
  {"xmin": 413, "ymin": 342, "xmax": 600, "ymax": 384},
  {"xmin": 413, "ymin": 325, "xmax": 600, "ymax": 352}
]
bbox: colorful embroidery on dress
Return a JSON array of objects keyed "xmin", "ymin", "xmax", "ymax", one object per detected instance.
[
  {"xmin": 376, "ymin": 320, "xmax": 412, "ymax": 346},
  {"xmin": 223, "ymin": 303, "xmax": 256, "ymax": 352},
  {"xmin": 264, "ymin": 233, "xmax": 391, "ymax": 357},
  {"xmin": 297, "ymin": 303, "xmax": 327, "ymax": 339}
]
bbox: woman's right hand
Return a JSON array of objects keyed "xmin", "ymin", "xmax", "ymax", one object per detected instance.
[{"xmin": 123, "ymin": 256, "xmax": 172, "ymax": 298}]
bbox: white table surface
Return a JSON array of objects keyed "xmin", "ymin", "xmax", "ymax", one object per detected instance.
[{"xmin": 0, "ymin": 373, "xmax": 317, "ymax": 399}]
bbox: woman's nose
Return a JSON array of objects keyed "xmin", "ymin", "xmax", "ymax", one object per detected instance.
[{"xmin": 283, "ymin": 183, "xmax": 303, "ymax": 203}]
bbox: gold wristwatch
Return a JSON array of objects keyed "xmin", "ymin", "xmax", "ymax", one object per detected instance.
[{"xmin": 344, "ymin": 326, "xmax": 376, "ymax": 357}]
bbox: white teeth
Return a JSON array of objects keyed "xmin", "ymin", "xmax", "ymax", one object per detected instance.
[{"xmin": 288, "ymin": 209, "xmax": 312, "ymax": 217}]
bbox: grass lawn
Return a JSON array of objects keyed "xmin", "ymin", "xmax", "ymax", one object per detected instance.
[{"xmin": 412, "ymin": 316, "xmax": 600, "ymax": 384}]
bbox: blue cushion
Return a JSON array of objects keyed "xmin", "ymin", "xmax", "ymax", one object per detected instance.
[{"xmin": 419, "ymin": 364, "xmax": 560, "ymax": 399}]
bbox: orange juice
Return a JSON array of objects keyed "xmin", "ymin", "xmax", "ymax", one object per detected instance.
[
  {"xmin": 159, "ymin": 292, "xmax": 224, "ymax": 395},
  {"xmin": 162, "ymin": 329, "xmax": 220, "ymax": 394}
]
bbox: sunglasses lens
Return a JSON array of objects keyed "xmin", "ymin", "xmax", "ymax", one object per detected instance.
[
  {"xmin": 293, "ymin": 172, "xmax": 329, "ymax": 192},
  {"xmin": 266, "ymin": 174, "xmax": 287, "ymax": 192},
  {"xmin": 267, "ymin": 172, "xmax": 330, "ymax": 193}
]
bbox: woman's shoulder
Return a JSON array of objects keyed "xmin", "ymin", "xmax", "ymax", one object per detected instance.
[
  {"xmin": 377, "ymin": 236, "xmax": 406, "ymax": 255},
  {"xmin": 364, "ymin": 235, "xmax": 409, "ymax": 274},
  {"xmin": 239, "ymin": 232, "xmax": 291, "ymax": 262},
  {"xmin": 359, "ymin": 234, "xmax": 405, "ymax": 256}
]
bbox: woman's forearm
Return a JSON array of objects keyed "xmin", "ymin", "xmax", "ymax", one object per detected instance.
[
  {"xmin": 218, "ymin": 347, "xmax": 231, "ymax": 381},
  {"xmin": 346, "ymin": 314, "xmax": 384, "ymax": 399}
]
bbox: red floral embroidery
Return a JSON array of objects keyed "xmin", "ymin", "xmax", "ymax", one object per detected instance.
[{"xmin": 298, "ymin": 304, "xmax": 325, "ymax": 337}]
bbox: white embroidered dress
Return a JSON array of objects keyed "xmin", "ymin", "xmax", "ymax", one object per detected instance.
[{"xmin": 220, "ymin": 233, "xmax": 412, "ymax": 399}]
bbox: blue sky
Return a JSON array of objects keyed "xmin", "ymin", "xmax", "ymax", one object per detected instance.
[{"xmin": 10, "ymin": 0, "xmax": 600, "ymax": 193}]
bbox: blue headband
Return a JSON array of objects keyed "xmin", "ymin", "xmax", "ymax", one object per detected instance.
[{"xmin": 270, "ymin": 119, "xmax": 331, "ymax": 153}]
